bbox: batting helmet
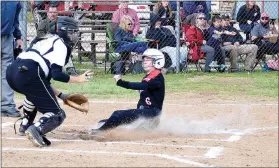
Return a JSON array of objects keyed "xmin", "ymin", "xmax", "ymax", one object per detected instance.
[{"xmin": 142, "ymin": 49, "xmax": 165, "ymax": 69}]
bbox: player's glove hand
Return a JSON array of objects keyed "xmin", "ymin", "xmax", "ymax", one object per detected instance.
[
  {"xmin": 64, "ymin": 94, "xmax": 89, "ymax": 113},
  {"xmin": 58, "ymin": 92, "xmax": 69, "ymax": 102},
  {"xmin": 113, "ymin": 74, "xmax": 122, "ymax": 83}
]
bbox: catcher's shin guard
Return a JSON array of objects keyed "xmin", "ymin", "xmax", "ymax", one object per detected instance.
[{"xmin": 34, "ymin": 110, "xmax": 66, "ymax": 135}]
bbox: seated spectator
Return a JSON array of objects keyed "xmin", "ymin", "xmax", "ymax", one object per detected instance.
[
  {"xmin": 112, "ymin": 1, "xmax": 140, "ymax": 36},
  {"xmin": 146, "ymin": 14, "xmax": 187, "ymax": 70},
  {"xmin": 186, "ymin": 13, "xmax": 215, "ymax": 72},
  {"xmin": 221, "ymin": 14, "xmax": 258, "ymax": 72},
  {"xmin": 153, "ymin": 1, "xmax": 175, "ymax": 27},
  {"xmin": 251, "ymin": 12, "xmax": 279, "ymax": 60},
  {"xmin": 182, "ymin": 1, "xmax": 210, "ymax": 21},
  {"xmin": 236, "ymin": 0, "xmax": 260, "ymax": 41},
  {"xmin": 146, "ymin": 14, "xmax": 176, "ymax": 49},
  {"xmin": 207, "ymin": 15, "xmax": 226, "ymax": 71},
  {"xmin": 184, "ymin": 5, "xmax": 205, "ymax": 26},
  {"xmin": 114, "ymin": 16, "xmax": 148, "ymax": 54}
]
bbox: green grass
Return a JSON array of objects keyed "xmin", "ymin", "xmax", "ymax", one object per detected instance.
[{"xmin": 14, "ymin": 70, "xmax": 278, "ymax": 100}]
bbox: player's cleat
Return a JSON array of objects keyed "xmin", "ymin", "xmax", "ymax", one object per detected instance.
[{"xmin": 25, "ymin": 125, "xmax": 48, "ymax": 147}]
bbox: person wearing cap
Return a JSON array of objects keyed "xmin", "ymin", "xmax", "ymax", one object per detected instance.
[
  {"xmin": 184, "ymin": 5, "xmax": 205, "ymax": 26},
  {"xmin": 112, "ymin": 1, "xmax": 140, "ymax": 36},
  {"xmin": 236, "ymin": 0, "xmax": 261, "ymax": 41},
  {"xmin": 251, "ymin": 12, "xmax": 279, "ymax": 60},
  {"xmin": 221, "ymin": 14, "xmax": 258, "ymax": 72},
  {"xmin": 182, "ymin": 1, "xmax": 210, "ymax": 21}
]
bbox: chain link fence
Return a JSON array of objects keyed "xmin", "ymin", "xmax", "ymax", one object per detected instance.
[{"xmin": 18, "ymin": 1, "xmax": 279, "ymax": 74}]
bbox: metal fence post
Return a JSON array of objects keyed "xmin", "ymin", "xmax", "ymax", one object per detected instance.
[
  {"xmin": 175, "ymin": 0, "xmax": 181, "ymax": 73},
  {"xmin": 20, "ymin": 1, "xmax": 28, "ymax": 49}
]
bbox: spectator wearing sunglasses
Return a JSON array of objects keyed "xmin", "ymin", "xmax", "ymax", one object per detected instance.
[
  {"xmin": 184, "ymin": 5, "xmax": 205, "ymax": 26},
  {"xmin": 114, "ymin": 16, "xmax": 148, "ymax": 54},
  {"xmin": 185, "ymin": 13, "xmax": 215, "ymax": 72},
  {"xmin": 112, "ymin": 1, "xmax": 140, "ymax": 36},
  {"xmin": 221, "ymin": 14, "xmax": 258, "ymax": 72},
  {"xmin": 236, "ymin": 0, "xmax": 260, "ymax": 41},
  {"xmin": 251, "ymin": 12, "xmax": 279, "ymax": 60}
]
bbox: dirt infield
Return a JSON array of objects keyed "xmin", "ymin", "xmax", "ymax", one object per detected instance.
[{"xmin": 2, "ymin": 94, "xmax": 278, "ymax": 167}]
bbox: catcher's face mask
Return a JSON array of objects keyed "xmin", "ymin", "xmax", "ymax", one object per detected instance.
[{"xmin": 67, "ymin": 29, "xmax": 79, "ymax": 45}]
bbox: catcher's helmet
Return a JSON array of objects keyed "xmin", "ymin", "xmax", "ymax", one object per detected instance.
[
  {"xmin": 49, "ymin": 16, "xmax": 79, "ymax": 47},
  {"xmin": 142, "ymin": 49, "xmax": 165, "ymax": 69}
]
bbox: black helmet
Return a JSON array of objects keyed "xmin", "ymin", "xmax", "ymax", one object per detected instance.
[{"xmin": 49, "ymin": 16, "xmax": 79, "ymax": 47}]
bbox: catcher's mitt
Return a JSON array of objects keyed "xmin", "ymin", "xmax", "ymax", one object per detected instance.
[{"xmin": 65, "ymin": 94, "xmax": 89, "ymax": 113}]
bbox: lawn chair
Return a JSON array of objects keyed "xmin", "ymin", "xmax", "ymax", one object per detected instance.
[
  {"xmin": 105, "ymin": 23, "xmax": 131, "ymax": 74},
  {"xmin": 181, "ymin": 23, "xmax": 205, "ymax": 72}
]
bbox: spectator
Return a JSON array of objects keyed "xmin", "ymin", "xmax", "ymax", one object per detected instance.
[
  {"xmin": 186, "ymin": 13, "xmax": 215, "ymax": 72},
  {"xmin": 37, "ymin": 6, "xmax": 58, "ymax": 37},
  {"xmin": 33, "ymin": 1, "xmax": 59, "ymax": 29},
  {"xmin": 207, "ymin": 15, "xmax": 226, "ymax": 71},
  {"xmin": 146, "ymin": 14, "xmax": 187, "ymax": 71},
  {"xmin": 236, "ymin": 0, "xmax": 260, "ymax": 41},
  {"xmin": 221, "ymin": 14, "xmax": 258, "ymax": 72},
  {"xmin": 184, "ymin": 5, "xmax": 205, "ymax": 26},
  {"xmin": 1, "ymin": 1, "xmax": 22, "ymax": 117},
  {"xmin": 36, "ymin": 7, "xmax": 78, "ymax": 76},
  {"xmin": 114, "ymin": 16, "xmax": 148, "ymax": 54},
  {"xmin": 182, "ymin": 1, "xmax": 210, "ymax": 21},
  {"xmin": 112, "ymin": 1, "xmax": 140, "ymax": 36},
  {"xmin": 146, "ymin": 14, "xmax": 176, "ymax": 49},
  {"xmin": 251, "ymin": 12, "xmax": 279, "ymax": 60},
  {"xmin": 153, "ymin": 1, "xmax": 175, "ymax": 27}
]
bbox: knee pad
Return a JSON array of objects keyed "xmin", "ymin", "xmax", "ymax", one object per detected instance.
[{"xmin": 35, "ymin": 110, "xmax": 66, "ymax": 135}]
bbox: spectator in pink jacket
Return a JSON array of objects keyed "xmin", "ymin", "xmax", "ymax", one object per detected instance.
[{"xmin": 112, "ymin": 1, "xmax": 140, "ymax": 36}]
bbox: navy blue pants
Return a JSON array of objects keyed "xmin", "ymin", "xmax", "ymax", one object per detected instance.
[
  {"xmin": 6, "ymin": 59, "xmax": 61, "ymax": 114},
  {"xmin": 98, "ymin": 107, "xmax": 161, "ymax": 130}
]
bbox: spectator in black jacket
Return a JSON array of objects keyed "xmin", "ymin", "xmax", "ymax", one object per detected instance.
[
  {"xmin": 221, "ymin": 14, "xmax": 258, "ymax": 72},
  {"xmin": 236, "ymin": 0, "xmax": 260, "ymax": 41},
  {"xmin": 153, "ymin": 1, "xmax": 175, "ymax": 27},
  {"xmin": 146, "ymin": 13, "xmax": 176, "ymax": 49}
]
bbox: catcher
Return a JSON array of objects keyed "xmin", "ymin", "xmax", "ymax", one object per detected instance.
[
  {"xmin": 6, "ymin": 16, "xmax": 93, "ymax": 147},
  {"xmin": 84, "ymin": 49, "xmax": 165, "ymax": 136}
]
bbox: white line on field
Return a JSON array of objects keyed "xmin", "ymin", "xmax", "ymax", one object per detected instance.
[
  {"xmin": 2, "ymin": 147, "xmax": 214, "ymax": 167},
  {"xmin": 2, "ymin": 137, "xmax": 214, "ymax": 149},
  {"xmin": 2, "ymin": 122, "xmax": 14, "ymax": 128},
  {"xmin": 204, "ymin": 147, "xmax": 224, "ymax": 158},
  {"xmin": 15, "ymin": 100, "xmax": 278, "ymax": 107}
]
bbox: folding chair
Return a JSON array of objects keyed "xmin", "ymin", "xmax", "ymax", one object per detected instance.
[
  {"xmin": 181, "ymin": 23, "xmax": 205, "ymax": 72},
  {"xmin": 104, "ymin": 23, "xmax": 131, "ymax": 74}
]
